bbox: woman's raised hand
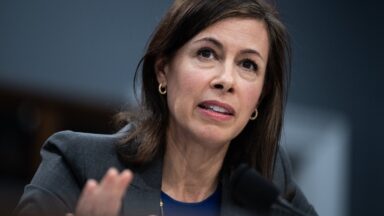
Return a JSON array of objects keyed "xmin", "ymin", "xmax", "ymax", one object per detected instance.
[{"xmin": 67, "ymin": 167, "xmax": 133, "ymax": 216}]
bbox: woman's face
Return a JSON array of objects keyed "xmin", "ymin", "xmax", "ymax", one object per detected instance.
[{"xmin": 156, "ymin": 18, "xmax": 269, "ymax": 148}]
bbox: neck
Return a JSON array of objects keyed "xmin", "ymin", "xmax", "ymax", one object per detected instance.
[{"xmin": 161, "ymin": 128, "xmax": 229, "ymax": 203}]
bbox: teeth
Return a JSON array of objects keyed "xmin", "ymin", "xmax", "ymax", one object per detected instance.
[{"xmin": 208, "ymin": 105, "xmax": 228, "ymax": 114}]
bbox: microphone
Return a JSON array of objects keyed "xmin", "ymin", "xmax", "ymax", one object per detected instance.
[{"xmin": 230, "ymin": 164, "xmax": 307, "ymax": 216}]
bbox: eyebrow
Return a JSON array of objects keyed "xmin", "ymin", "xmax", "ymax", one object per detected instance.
[{"xmin": 193, "ymin": 37, "xmax": 265, "ymax": 61}]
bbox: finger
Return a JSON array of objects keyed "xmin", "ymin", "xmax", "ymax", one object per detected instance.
[
  {"xmin": 99, "ymin": 167, "xmax": 119, "ymax": 191},
  {"xmin": 116, "ymin": 169, "xmax": 133, "ymax": 196},
  {"xmin": 76, "ymin": 179, "xmax": 98, "ymax": 215},
  {"xmin": 97, "ymin": 168, "xmax": 121, "ymax": 206},
  {"xmin": 75, "ymin": 168, "xmax": 133, "ymax": 216},
  {"xmin": 82, "ymin": 179, "xmax": 98, "ymax": 198},
  {"xmin": 98, "ymin": 168, "xmax": 132, "ymax": 196},
  {"xmin": 90, "ymin": 168, "xmax": 130, "ymax": 215},
  {"xmin": 102, "ymin": 170, "xmax": 133, "ymax": 215},
  {"xmin": 105, "ymin": 169, "xmax": 133, "ymax": 202}
]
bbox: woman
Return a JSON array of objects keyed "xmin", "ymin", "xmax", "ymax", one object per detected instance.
[{"xmin": 16, "ymin": 0, "xmax": 317, "ymax": 215}]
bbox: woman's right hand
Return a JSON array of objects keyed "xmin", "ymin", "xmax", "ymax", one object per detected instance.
[{"xmin": 67, "ymin": 167, "xmax": 133, "ymax": 216}]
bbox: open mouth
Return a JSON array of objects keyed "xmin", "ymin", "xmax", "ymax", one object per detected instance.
[{"xmin": 198, "ymin": 102, "xmax": 234, "ymax": 116}]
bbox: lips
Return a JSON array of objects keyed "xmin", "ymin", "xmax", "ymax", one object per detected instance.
[{"xmin": 198, "ymin": 100, "xmax": 235, "ymax": 116}]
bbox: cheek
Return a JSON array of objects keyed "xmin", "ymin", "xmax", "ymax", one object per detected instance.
[
  {"xmin": 241, "ymin": 83, "xmax": 264, "ymax": 112},
  {"xmin": 166, "ymin": 68, "xmax": 202, "ymax": 114},
  {"xmin": 168, "ymin": 71, "xmax": 197, "ymax": 99},
  {"xmin": 167, "ymin": 61, "xmax": 210, "ymax": 99}
]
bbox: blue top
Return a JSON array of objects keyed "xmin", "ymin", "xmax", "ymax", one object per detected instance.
[{"xmin": 160, "ymin": 187, "xmax": 221, "ymax": 216}]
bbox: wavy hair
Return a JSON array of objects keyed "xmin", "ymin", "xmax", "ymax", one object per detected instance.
[{"xmin": 116, "ymin": 0, "xmax": 291, "ymax": 179}]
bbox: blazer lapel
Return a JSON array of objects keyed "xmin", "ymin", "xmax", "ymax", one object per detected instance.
[
  {"xmin": 121, "ymin": 154, "xmax": 163, "ymax": 216},
  {"xmin": 220, "ymin": 174, "xmax": 255, "ymax": 216},
  {"xmin": 220, "ymin": 173, "xmax": 272, "ymax": 216}
]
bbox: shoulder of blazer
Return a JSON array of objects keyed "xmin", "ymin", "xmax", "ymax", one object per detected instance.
[
  {"xmin": 41, "ymin": 123, "xmax": 162, "ymax": 189},
  {"xmin": 40, "ymin": 124, "xmax": 134, "ymax": 184},
  {"xmin": 40, "ymin": 125, "xmax": 164, "ymax": 216}
]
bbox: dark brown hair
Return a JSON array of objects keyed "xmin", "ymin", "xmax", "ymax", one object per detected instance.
[{"xmin": 116, "ymin": 0, "xmax": 290, "ymax": 179}]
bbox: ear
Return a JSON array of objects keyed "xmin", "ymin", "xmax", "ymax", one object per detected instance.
[{"xmin": 155, "ymin": 57, "xmax": 169, "ymax": 84}]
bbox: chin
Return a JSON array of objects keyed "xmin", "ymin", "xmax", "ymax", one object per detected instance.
[{"xmin": 195, "ymin": 127, "xmax": 235, "ymax": 147}]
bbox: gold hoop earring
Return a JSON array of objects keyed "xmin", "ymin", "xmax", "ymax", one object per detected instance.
[
  {"xmin": 158, "ymin": 83, "xmax": 167, "ymax": 95},
  {"xmin": 250, "ymin": 109, "xmax": 258, "ymax": 120}
]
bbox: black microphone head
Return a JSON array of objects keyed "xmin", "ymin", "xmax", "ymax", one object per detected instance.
[{"xmin": 230, "ymin": 164, "xmax": 280, "ymax": 212}]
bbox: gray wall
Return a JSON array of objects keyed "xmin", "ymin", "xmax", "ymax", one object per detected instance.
[
  {"xmin": 0, "ymin": 0, "xmax": 172, "ymax": 106},
  {"xmin": 1, "ymin": 0, "xmax": 383, "ymax": 215},
  {"xmin": 278, "ymin": 0, "xmax": 383, "ymax": 215}
]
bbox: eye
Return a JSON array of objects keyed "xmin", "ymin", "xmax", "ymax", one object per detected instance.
[
  {"xmin": 240, "ymin": 59, "xmax": 258, "ymax": 72},
  {"xmin": 197, "ymin": 48, "xmax": 216, "ymax": 59}
]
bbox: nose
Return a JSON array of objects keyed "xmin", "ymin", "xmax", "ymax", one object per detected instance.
[{"xmin": 210, "ymin": 64, "xmax": 235, "ymax": 93}]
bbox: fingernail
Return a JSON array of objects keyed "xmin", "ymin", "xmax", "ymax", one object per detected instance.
[
  {"xmin": 107, "ymin": 167, "xmax": 118, "ymax": 175},
  {"xmin": 123, "ymin": 171, "xmax": 133, "ymax": 181},
  {"xmin": 86, "ymin": 179, "xmax": 97, "ymax": 186}
]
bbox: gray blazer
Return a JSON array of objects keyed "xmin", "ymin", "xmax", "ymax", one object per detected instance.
[{"xmin": 15, "ymin": 125, "xmax": 317, "ymax": 216}]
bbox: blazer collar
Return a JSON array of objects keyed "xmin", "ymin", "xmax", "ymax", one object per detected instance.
[
  {"xmin": 122, "ymin": 153, "xmax": 163, "ymax": 216},
  {"xmin": 121, "ymin": 153, "xmax": 259, "ymax": 216}
]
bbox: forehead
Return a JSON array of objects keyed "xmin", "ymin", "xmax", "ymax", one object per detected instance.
[{"xmin": 189, "ymin": 18, "xmax": 269, "ymax": 57}]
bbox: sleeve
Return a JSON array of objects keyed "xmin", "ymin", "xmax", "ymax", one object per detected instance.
[
  {"xmin": 272, "ymin": 145, "xmax": 318, "ymax": 216},
  {"xmin": 14, "ymin": 131, "xmax": 83, "ymax": 216}
]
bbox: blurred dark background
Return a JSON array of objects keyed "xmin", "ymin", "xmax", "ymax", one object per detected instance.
[{"xmin": 0, "ymin": 0, "xmax": 382, "ymax": 215}]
